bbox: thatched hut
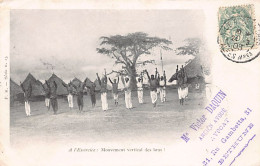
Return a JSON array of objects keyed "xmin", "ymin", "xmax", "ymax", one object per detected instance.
[
  {"xmin": 10, "ymin": 79, "xmax": 24, "ymax": 105},
  {"xmin": 21, "ymin": 73, "xmax": 45, "ymax": 99},
  {"xmin": 168, "ymin": 57, "xmax": 205, "ymax": 90},
  {"xmin": 45, "ymin": 73, "xmax": 68, "ymax": 96}
]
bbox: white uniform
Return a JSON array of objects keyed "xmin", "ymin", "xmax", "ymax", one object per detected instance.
[
  {"xmin": 101, "ymin": 92, "xmax": 108, "ymax": 110},
  {"xmin": 67, "ymin": 94, "xmax": 73, "ymax": 108},
  {"xmin": 178, "ymin": 87, "xmax": 186, "ymax": 99},
  {"xmin": 159, "ymin": 80, "xmax": 166, "ymax": 102},
  {"xmin": 136, "ymin": 78, "xmax": 144, "ymax": 104},
  {"xmin": 25, "ymin": 101, "xmax": 31, "ymax": 116},
  {"xmin": 45, "ymin": 98, "xmax": 50, "ymax": 107},
  {"xmin": 150, "ymin": 91, "xmax": 157, "ymax": 104},
  {"xmin": 124, "ymin": 78, "xmax": 132, "ymax": 109}
]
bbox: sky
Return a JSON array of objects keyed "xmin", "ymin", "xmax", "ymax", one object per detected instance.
[{"xmin": 10, "ymin": 9, "xmax": 205, "ymax": 84}]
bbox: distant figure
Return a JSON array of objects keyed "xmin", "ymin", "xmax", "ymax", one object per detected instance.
[
  {"xmin": 145, "ymin": 70, "xmax": 158, "ymax": 108},
  {"xmin": 20, "ymin": 81, "xmax": 32, "ymax": 116},
  {"xmin": 72, "ymin": 81, "xmax": 86, "ymax": 111},
  {"xmin": 62, "ymin": 81, "xmax": 74, "ymax": 110},
  {"xmin": 97, "ymin": 70, "xmax": 108, "ymax": 111},
  {"xmin": 136, "ymin": 73, "xmax": 144, "ymax": 104},
  {"xmin": 109, "ymin": 77, "xmax": 119, "ymax": 106},
  {"xmin": 49, "ymin": 81, "xmax": 58, "ymax": 114},
  {"xmin": 159, "ymin": 71, "xmax": 167, "ymax": 102},
  {"xmin": 42, "ymin": 80, "xmax": 51, "ymax": 111},
  {"xmin": 121, "ymin": 74, "xmax": 132, "ymax": 109},
  {"xmin": 86, "ymin": 82, "xmax": 96, "ymax": 107}
]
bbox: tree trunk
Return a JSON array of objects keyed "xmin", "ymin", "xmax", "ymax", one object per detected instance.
[{"xmin": 130, "ymin": 65, "xmax": 137, "ymax": 90}]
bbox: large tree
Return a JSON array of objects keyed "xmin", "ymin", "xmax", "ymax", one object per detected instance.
[{"xmin": 97, "ymin": 32, "xmax": 172, "ymax": 88}]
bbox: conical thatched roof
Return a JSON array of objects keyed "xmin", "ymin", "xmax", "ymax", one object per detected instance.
[
  {"xmin": 71, "ymin": 77, "xmax": 82, "ymax": 87},
  {"xmin": 21, "ymin": 73, "xmax": 45, "ymax": 96},
  {"xmin": 10, "ymin": 78, "xmax": 23, "ymax": 101},
  {"xmin": 169, "ymin": 57, "xmax": 203, "ymax": 83},
  {"xmin": 84, "ymin": 77, "xmax": 93, "ymax": 87},
  {"xmin": 45, "ymin": 73, "xmax": 68, "ymax": 96}
]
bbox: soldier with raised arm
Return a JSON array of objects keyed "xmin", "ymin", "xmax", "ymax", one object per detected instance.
[
  {"xmin": 72, "ymin": 81, "xmax": 86, "ymax": 111},
  {"xmin": 86, "ymin": 81, "xmax": 96, "ymax": 107},
  {"xmin": 97, "ymin": 69, "xmax": 108, "ymax": 111},
  {"xmin": 144, "ymin": 69, "xmax": 158, "ymax": 108},
  {"xmin": 136, "ymin": 72, "xmax": 144, "ymax": 104},
  {"xmin": 62, "ymin": 81, "xmax": 74, "ymax": 110},
  {"xmin": 109, "ymin": 76, "xmax": 120, "ymax": 106},
  {"xmin": 121, "ymin": 73, "xmax": 132, "ymax": 109},
  {"xmin": 159, "ymin": 70, "xmax": 167, "ymax": 103}
]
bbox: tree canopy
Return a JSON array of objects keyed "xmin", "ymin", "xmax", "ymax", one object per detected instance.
[
  {"xmin": 97, "ymin": 32, "xmax": 172, "ymax": 76},
  {"xmin": 176, "ymin": 38, "xmax": 202, "ymax": 56}
]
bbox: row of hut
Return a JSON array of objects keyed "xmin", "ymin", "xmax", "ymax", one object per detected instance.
[
  {"xmin": 11, "ymin": 57, "xmax": 208, "ymax": 106},
  {"xmin": 10, "ymin": 73, "xmax": 112, "ymax": 106}
]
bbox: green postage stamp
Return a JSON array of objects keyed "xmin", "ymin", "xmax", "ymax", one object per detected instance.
[{"xmin": 218, "ymin": 4, "xmax": 257, "ymax": 52}]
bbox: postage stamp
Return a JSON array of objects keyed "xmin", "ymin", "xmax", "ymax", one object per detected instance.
[
  {"xmin": 218, "ymin": 4, "xmax": 260, "ymax": 63},
  {"xmin": 218, "ymin": 4, "xmax": 256, "ymax": 52}
]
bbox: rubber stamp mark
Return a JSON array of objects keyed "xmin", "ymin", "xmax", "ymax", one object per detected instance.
[{"xmin": 218, "ymin": 5, "xmax": 257, "ymax": 52}]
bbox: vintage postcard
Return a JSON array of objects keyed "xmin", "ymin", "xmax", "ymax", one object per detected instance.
[{"xmin": 0, "ymin": 1, "xmax": 260, "ymax": 166}]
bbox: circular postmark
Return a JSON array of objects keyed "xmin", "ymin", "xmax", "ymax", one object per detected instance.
[{"xmin": 218, "ymin": 5, "xmax": 260, "ymax": 63}]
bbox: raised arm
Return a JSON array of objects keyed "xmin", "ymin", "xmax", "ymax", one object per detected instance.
[
  {"xmin": 27, "ymin": 83, "xmax": 32, "ymax": 98},
  {"xmin": 145, "ymin": 70, "xmax": 151, "ymax": 81},
  {"xmin": 96, "ymin": 73, "xmax": 101, "ymax": 86},
  {"xmin": 62, "ymin": 82, "xmax": 67, "ymax": 88},
  {"xmin": 20, "ymin": 82, "xmax": 25, "ymax": 92},
  {"xmin": 108, "ymin": 77, "xmax": 113, "ymax": 84},
  {"xmin": 45, "ymin": 80, "xmax": 50, "ymax": 89},
  {"xmin": 163, "ymin": 71, "xmax": 167, "ymax": 85},
  {"xmin": 117, "ymin": 77, "xmax": 119, "ymax": 84},
  {"xmin": 121, "ymin": 75, "xmax": 125, "ymax": 87}
]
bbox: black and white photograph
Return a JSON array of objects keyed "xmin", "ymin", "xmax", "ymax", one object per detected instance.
[
  {"xmin": 10, "ymin": 9, "xmax": 211, "ymax": 145},
  {"xmin": 1, "ymin": 2, "xmax": 260, "ymax": 166}
]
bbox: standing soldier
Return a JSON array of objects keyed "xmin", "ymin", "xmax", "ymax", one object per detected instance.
[
  {"xmin": 49, "ymin": 81, "xmax": 58, "ymax": 114},
  {"xmin": 159, "ymin": 71, "xmax": 167, "ymax": 102},
  {"xmin": 136, "ymin": 73, "xmax": 144, "ymax": 104},
  {"xmin": 97, "ymin": 69, "xmax": 108, "ymax": 111},
  {"xmin": 20, "ymin": 81, "xmax": 32, "ymax": 116},
  {"xmin": 109, "ymin": 76, "xmax": 119, "ymax": 106},
  {"xmin": 86, "ymin": 82, "xmax": 96, "ymax": 107},
  {"xmin": 72, "ymin": 81, "xmax": 86, "ymax": 111},
  {"xmin": 144, "ymin": 70, "xmax": 158, "ymax": 108},
  {"xmin": 62, "ymin": 81, "xmax": 74, "ymax": 110},
  {"xmin": 42, "ymin": 80, "xmax": 51, "ymax": 111},
  {"xmin": 121, "ymin": 74, "xmax": 132, "ymax": 109}
]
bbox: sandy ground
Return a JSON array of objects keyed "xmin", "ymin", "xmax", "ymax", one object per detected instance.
[{"xmin": 10, "ymin": 88, "xmax": 206, "ymax": 146}]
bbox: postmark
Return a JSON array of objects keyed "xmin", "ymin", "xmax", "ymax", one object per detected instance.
[{"xmin": 218, "ymin": 4, "xmax": 260, "ymax": 63}]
